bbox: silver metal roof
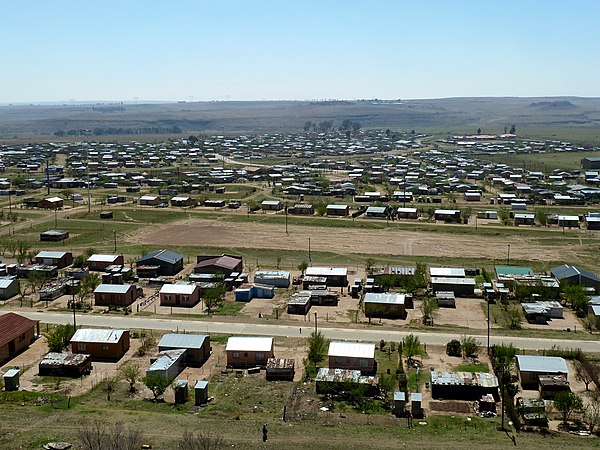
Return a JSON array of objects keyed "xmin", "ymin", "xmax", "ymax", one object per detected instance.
[
  {"xmin": 147, "ymin": 349, "xmax": 186, "ymax": 371},
  {"xmin": 328, "ymin": 341, "xmax": 375, "ymax": 359},
  {"xmin": 36, "ymin": 251, "xmax": 69, "ymax": 259},
  {"xmin": 516, "ymin": 355, "xmax": 569, "ymax": 374},
  {"xmin": 71, "ymin": 328, "xmax": 127, "ymax": 343},
  {"xmin": 87, "ymin": 254, "xmax": 120, "ymax": 262},
  {"xmin": 363, "ymin": 293, "xmax": 405, "ymax": 305},
  {"xmin": 305, "ymin": 267, "xmax": 347, "ymax": 277},
  {"xmin": 158, "ymin": 333, "xmax": 207, "ymax": 349},
  {"xmin": 226, "ymin": 336, "xmax": 273, "ymax": 352},
  {"xmin": 0, "ymin": 277, "xmax": 17, "ymax": 289},
  {"xmin": 159, "ymin": 284, "xmax": 197, "ymax": 295},
  {"xmin": 94, "ymin": 284, "xmax": 134, "ymax": 294}
]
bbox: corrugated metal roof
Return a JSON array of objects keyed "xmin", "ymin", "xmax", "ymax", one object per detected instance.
[
  {"xmin": 363, "ymin": 293, "xmax": 405, "ymax": 305},
  {"xmin": 0, "ymin": 313, "xmax": 37, "ymax": 348},
  {"xmin": 158, "ymin": 333, "xmax": 207, "ymax": 349},
  {"xmin": 430, "ymin": 277, "xmax": 476, "ymax": 285},
  {"xmin": 94, "ymin": 284, "xmax": 133, "ymax": 294},
  {"xmin": 138, "ymin": 249, "xmax": 183, "ymax": 265},
  {"xmin": 70, "ymin": 328, "xmax": 126, "ymax": 343},
  {"xmin": 516, "ymin": 355, "xmax": 569, "ymax": 374},
  {"xmin": 328, "ymin": 341, "xmax": 375, "ymax": 359},
  {"xmin": 305, "ymin": 267, "xmax": 347, "ymax": 277},
  {"xmin": 195, "ymin": 380, "xmax": 208, "ymax": 389},
  {"xmin": 430, "ymin": 370, "xmax": 498, "ymax": 388},
  {"xmin": 159, "ymin": 284, "xmax": 197, "ymax": 295},
  {"xmin": 226, "ymin": 336, "xmax": 273, "ymax": 352},
  {"xmin": 148, "ymin": 349, "xmax": 186, "ymax": 371},
  {"xmin": 87, "ymin": 254, "xmax": 119, "ymax": 263},
  {"xmin": 430, "ymin": 267, "xmax": 465, "ymax": 277},
  {"xmin": 36, "ymin": 251, "xmax": 69, "ymax": 259},
  {"xmin": 394, "ymin": 392, "xmax": 406, "ymax": 401},
  {"xmin": 254, "ymin": 270, "xmax": 290, "ymax": 279},
  {"xmin": 0, "ymin": 277, "xmax": 17, "ymax": 289}
]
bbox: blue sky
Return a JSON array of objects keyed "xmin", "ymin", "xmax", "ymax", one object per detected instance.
[{"xmin": 2, "ymin": 1, "xmax": 599, "ymax": 102}]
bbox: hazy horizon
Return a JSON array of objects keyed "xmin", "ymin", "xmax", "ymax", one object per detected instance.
[{"xmin": 3, "ymin": 1, "xmax": 600, "ymax": 103}]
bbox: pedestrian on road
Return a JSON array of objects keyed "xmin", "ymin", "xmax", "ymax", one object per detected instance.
[
  {"xmin": 299, "ymin": 327, "xmax": 302, "ymax": 334},
  {"xmin": 262, "ymin": 423, "xmax": 268, "ymax": 442}
]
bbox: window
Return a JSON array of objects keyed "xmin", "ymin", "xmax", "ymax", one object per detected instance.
[
  {"xmin": 244, "ymin": 352, "xmax": 248, "ymax": 357},
  {"xmin": 360, "ymin": 359, "xmax": 369, "ymax": 367},
  {"xmin": 165, "ymin": 294, "xmax": 171, "ymax": 301},
  {"xmin": 102, "ymin": 345, "xmax": 109, "ymax": 351},
  {"xmin": 19, "ymin": 333, "xmax": 26, "ymax": 342},
  {"xmin": 335, "ymin": 357, "xmax": 342, "ymax": 365},
  {"xmin": 233, "ymin": 352, "xmax": 240, "ymax": 359},
  {"xmin": 183, "ymin": 295, "xmax": 189, "ymax": 302},
  {"xmin": 77, "ymin": 343, "xmax": 86, "ymax": 351},
  {"xmin": 256, "ymin": 352, "xmax": 265, "ymax": 361}
]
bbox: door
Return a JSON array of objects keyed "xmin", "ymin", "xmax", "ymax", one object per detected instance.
[{"xmin": 8, "ymin": 340, "xmax": 15, "ymax": 355}]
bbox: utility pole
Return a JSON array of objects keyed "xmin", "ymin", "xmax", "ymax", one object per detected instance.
[
  {"xmin": 113, "ymin": 229, "xmax": 117, "ymax": 253},
  {"xmin": 86, "ymin": 145, "xmax": 91, "ymax": 213},
  {"xmin": 46, "ymin": 158, "xmax": 50, "ymax": 195},
  {"xmin": 507, "ymin": 243, "xmax": 511, "ymax": 266},
  {"xmin": 285, "ymin": 203, "xmax": 288, "ymax": 235},
  {"xmin": 487, "ymin": 299, "xmax": 490, "ymax": 355},
  {"xmin": 72, "ymin": 286, "xmax": 77, "ymax": 330},
  {"xmin": 308, "ymin": 237, "xmax": 311, "ymax": 264},
  {"xmin": 314, "ymin": 311, "xmax": 318, "ymax": 334}
]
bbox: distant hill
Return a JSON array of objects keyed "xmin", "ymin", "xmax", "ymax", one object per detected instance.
[{"xmin": 1, "ymin": 97, "xmax": 600, "ymax": 140}]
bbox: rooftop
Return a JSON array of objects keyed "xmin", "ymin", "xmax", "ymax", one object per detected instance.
[
  {"xmin": 158, "ymin": 333, "xmax": 207, "ymax": 349},
  {"xmin": 328, "ymin": 341, "xmax": 375, "ymax": 359},
  {"xmin": 226, "ymin": 336, "xmax": 273, "ymax": 352},
  {"xmin": 0, "ymin": 312, "xmax": 38, "ymax": 348},
  {"xmin": 516, "ymin": 355, "xmax": 569, "ymax": 374},
  {"xmin": 70, "ymin": 328, "xmax": 127, "ymax": 343}
]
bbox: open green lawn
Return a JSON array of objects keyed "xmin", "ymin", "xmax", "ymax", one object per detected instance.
[{"xmin": 476, "ymin": 150, "xmax": 599, "ymax": 172}]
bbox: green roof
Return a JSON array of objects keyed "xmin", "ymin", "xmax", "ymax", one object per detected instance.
[{"xmin": 495, "ymin": 266, "xmax": 534, "ymax": 276}]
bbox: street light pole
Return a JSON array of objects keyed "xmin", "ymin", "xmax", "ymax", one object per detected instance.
[
  {"xmin": 487, "ymin": 298, "xmax": 490, "ymax": 355},
  {"xmin": 314, "ymin": 311, "xmax": 318, "ymax": 334},
  {"xmin": 308, "ymin": 237, "xmax": 311, "ymax": 264},
  {"xmin": 113, "ymin": 229, "xmax": 117, "ymax": 253},
  {"xmin": 507, "ymin": 243, "xmax": 511, "ymax": 266}
]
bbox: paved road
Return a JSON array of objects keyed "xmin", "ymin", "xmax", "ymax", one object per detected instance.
[{"xmin": 5, "ymin": 310, "xmax": 598, "ymax": 352}]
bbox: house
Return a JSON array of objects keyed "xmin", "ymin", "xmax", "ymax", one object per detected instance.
[
  {"xmin": 288, "ymin": 204, "xmax": 314, "ymax": 215},
  {"xmin": 170, "ymin": 196, "xmax": 194, "ymax": 207},
  {"xmin": 287, "ymin": 291, "xmax": 311, "ymax": 315},
  {"xmin": 550, "ymin": 264, "xmax": 600, "ymax": 291},
  {"xmin": 137, "ymin": 249, "xmax": 184, "ymax": 276},
  {"xmin": 522, "ymin": 301, "xmax": 563, "ymax": 324},
  {"xmin": 70, "ymin": 328, "xmax": 130, "ymax": 361},
  {"xmin": 87, "ymin": 254, "xmax": 124, "ymax": 271},
  {"xmin": 139, "ymin": 195, "xmax": 160, "ymax": 206},
  {"xmin": 38, "ymin": 197, "xmax": 64, "ymax": 209},
  {"xmin": 430, "ymin": 371, "xmax": 499, "ymax": 401},
  {"xmin": 397, "ymin": 207, "xmax": 418, "ymax": 219},
  {"xmin": 430, "ymin": 277, "xmax": 476, "ymax": 296},
  {"xmin": 194, "ymin": 254, "xmax": 243, "ymax": 277},
  {"xmin": 158, "ymin": 333, "xmax": 210, "ymax": 367},
  {"xmin": 365, "ymin": 205, "xmax": 391, "ymax": 219},
  {"xmin": 261, "ymin": 200, "xmax": 283, "ymax": 211},
  {"xmin": 304, "ymin": 267, "xmax": 348, "ymax": 287},
  {"xmin": 0, "ymin": 312, "xmax": 39, "ymax": 364},
  {"xmin": 253, "ymin": 270, "xmax": 290, "ymax": 288},
  {"xmin": 464, "ymin": 191, "xmax": 482, "ymax": 202},
  {"xmin": 557, "ymin": 215, "xmax": 580, "ymax": 228},
  {"xmin": 225, "ymin": 336, "xmax": 274, "ymax": 368},
  {"xmin": 35, "ymin": 251, "xmax": 73, "ymax": 269},
  {"xmin": 326, "ymin": 204, "xmax": 350, "ymax": 217},
  {"xmin": 434, "ymin": 209, "xmax": 461, "ymax": 222},
  {"xmin": 315, "ymin": 368, "xmax": 379, "ymax": 395},
  {"xmin": 234, "ymin": 283, "xmax": 275, "ymax": 301},
  {"xmin": 581, "ymin": 157, "xmax": 600, "ymax": 169},
  {"xmin": 328, "ymin": 341, "xmax": 376, "ymax": 375},
  {"xmin": 363, "ymin": 293, "xmax": 406, "ymax": 319},
  {"xmin": 159, "ymin": 283, "xmax": 200, "ymax": 307},
  {"xmin": 93, "ymin": 284, "xmax": 137, "ymax": 306},
  {"xmin": 40, "ymin": 229, "xmax": 69, "ymax": 242},
  {"xmin": 477, "ymin": 210, "xmax": 498, "ymax": 220},
  {"xmin": 430, "ymin": 267, "xmax": 465, "ymax": 278},
  {"xmin": 515, "ymin": 355, "xmax": 569, "ymax": 389},
  {"xmin": 0, "ymin": 277, "xmax": 19, "ymax": 300},
  {"xmin": 514, "ymin": 213, "xmax": 535, "ymax": 226}
]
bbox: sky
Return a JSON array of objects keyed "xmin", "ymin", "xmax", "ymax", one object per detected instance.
[{"xmin": 2, "ymin": 0, "xmax": 600, "ymax": 103}]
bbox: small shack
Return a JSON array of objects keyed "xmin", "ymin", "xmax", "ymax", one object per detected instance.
[
  {"xmin": 411, "ymin": 392, "xmax": 423, "ymax": 419},
  {"xmin": 234, "ymin": 283, "xmax": 275, "ymax": 302},
  {"xmin": 435, "ymin": 291, "xmax": 456, "ymax": 308},
  {"xmin": 363, "ymin": 293, "xmax": 406, "ymax": 319},
  {"xmin": 38, "ymin": 352, "xmax": 92, "ymax": 377},
  {"xmin": 174, "ymin": 380, "xmax": 189, "ymax": 404},
  {"xmin": 146, "ymin": 349, "xmax": 186, "ymax": 381},
  {"xmin": 253, "ymin": 270, "xmax": 291, "ymax": 288},
  {"xmin": 194, "ymin": 380, "xmax": 209, "ymax": 406},
  {"xmin": 158, "ymin": 333, "xmax": 210, "ymax": 367},
  {"xmin": 40, "ymin": 230, "xmax": 69, "ymax": 242},
  {"xmin": 393, "ymin": 391, "xmax": 406, "ymax": 416},
  {"xmin": 266, "ymin": 358, "xmax": 295, "ymax": 381},
  {"xmin": 3, "ymin": 368, "xmax": 20, "ymax": 391}
]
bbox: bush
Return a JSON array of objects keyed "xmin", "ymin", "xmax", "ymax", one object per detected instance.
[{"xmin": 446, "ymin": 339, "xmax": 462, "ymax": 357}]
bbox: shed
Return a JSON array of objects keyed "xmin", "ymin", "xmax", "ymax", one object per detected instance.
[
  {"xmin": 434, "ymin": 209, "xmax": 461, "ymax": 222},
  {"xmin": 87, "ymin": 254, "xmax": 124, "ymax": 271},
  {"xmin": 550, "ymin": 264, "xmax": 600, "ymax": 291},
  {"xmin": 393, "ymin": 391, "xmax": 406, "ymax": 416},
  {"xmin": 38, "ymin": 352, "xmax": 92, "ymax": 377},
  {"xmin": 194, "ymin": 380, "xmax": 209, "ymax": 405},
  {"xmin": 326, "ymin": 204, "xmax": 350, "ymax": 216},
  {"xmin": 397, "ymin": 207, "xmax": 418, "ymax": 219},
  {"xmin": 174, "ymin": 380, "xmax": 189, "ymax": 404},
  {"xmin": 430, "ymin": 277, "xmax": 476, "ymax": 296},
  {"xmin": 514, "ymin": 213, "xmax": 535, "ymax": 226},
  {"xmin": 0, "ymin": 277, "xmax": 19, "ymax": 300},
  {"xmin": 40, "ymin": 229, "xmax": 69, "ymax": 242},
  {"xmin": 261, "ymin": 200, "xmax": 283, "ymax": 211},
  {"xmin": 411, "ymin": 392, "xmax": 423, "ymax": 418},
  {"xmin": 137, "ymin": 249, "xmax": 184, "ymax": 276},
  {"xmin": 3, "ymin": 368, "xmax": 20, "ymax": 391},
  {"xmin": 254, "ymin": 270, "xmax": 291, "ymax": 288},
  {"xmin": 38, "ymin": 197, "xmax": 64, "ymax": 209},
  {"xmin": 287, "ymin": 291, "xmax": 311, "ymax": 315},
  {"xmin": 139, "ymin": 195, "xmax": 160, "ymax": 206},
  {"xmin": 304, "ymin": 267, "xmax": 348, "ymax": 287},
  {"xmin": 430, "ymin": 371, "xmax": 499, "ymax": 401},
  {"xmin": 435, "ymin": 291, "xmax": 456, "ymax": 308},
  {"xmin": 234, "ymin": 283, "xmax": 275, "ymax": 301},
  {"xmin": 146, "ymin": 349, "xmax": 186, "ymax": 381},
  {"xmin": 557, "ymin": 215, "xmax": 580, "ymax": 228},
  {"xmin": 515, "ymin": 355, "xmax": 569, "ymax": 389},
  {"xmin": 266, "ymin": 358, "xmax": 295, "ymax": 381},
  {"xmin": 328, "ymin": 341, "xmax": 376, "ymax": 375},
  {"xmin": 226, "ymin": 336, "xmax": 274, "ymax": 368}
]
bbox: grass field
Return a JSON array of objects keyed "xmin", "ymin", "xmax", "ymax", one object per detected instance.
[{"xmin": 476, "ymin": 150, "xmax": 597, "ymax": 171}]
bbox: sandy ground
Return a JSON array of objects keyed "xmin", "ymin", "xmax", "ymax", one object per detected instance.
[
  {"xmin": 133, "ymin": 217, "xmax": 594, "ymax": 267},
  {"xmin": 522, "ymin": 309, "xmax": 583, "ymax": 331},
  {"xmin": 435, "ymin": 298, "xmax": 492, "ymax": 329}
]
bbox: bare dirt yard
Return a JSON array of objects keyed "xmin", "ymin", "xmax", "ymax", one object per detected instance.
[{"xmin": 134, "ymin": 217, "xmax": 594, "ymax": 268}]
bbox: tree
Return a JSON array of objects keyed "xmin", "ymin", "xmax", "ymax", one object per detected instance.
[
  {"xmin": 460, "ymin": 335, "xmax": 480, "ymax": 358},
  {"xmin": 306, "ymin": 331, "xmax": 328, "ymax": 374},
  {"xmin": 401, "ymin": 334, "xmax": 423, "ymax": 365},
  {"xmin": 584, "ymin": 393, "xmax": 600, "ymax": 434},
  {"xmin": 17, "ymin": 279, "xmax": 29, "ymax": 307},
  {"xmin": 491, "ymin": 344, "xmax": 518, "ymax": 385},
  {"xmin": 120, "ymin": 363, "xmax": 141, "ymax": 393},
  {"xmin": 72, "ymin": 254, "xmax": 87, "ymax": 268},
  {"xmin": 509, "ymin": 124, "xmax": 516, "ymax": 134},
  {"xmin": 103, "ymin": 376, "xmax": 119, "ymax": 401},
  {"xmin": 574, "ymin": 360, "xmax": 594, "ymax": 391},
  {"xmin": 420, "ymin": 297, "xmax": 437, "ymax": 325},
  {"xmin": 78, "ymin": 273, "xmax": 101, "ymax": 307},
  {"xmin": 144, "ymin": 373, "xmax": 170, "ymax": 401},
  {"xmin": 562, "ymin": 284, "xmax": 589, "ymax": 317},
  {"xmin": 505, "ymin": 304, "xmax": 523, "ymax": 329},
  {"xmin": 536, "ymin": 209, "xmax": 549, "ymax": 227},
  {"xmin": 303, "ymin": 121, "xmax": 313, "ymax": 132},
  {"xmin": 446, "ymin": 339, "xmax": 462, "ymax": 357},
  {"xmin": 177, "ymin": 430, "xmax": 225, "ymax": 450},
  {"xmin": 28, "ymin": 270, "xmax": 49, "ymax": 293},
  {"xmin": 365, "ymin": 257, "xmax": 376, "ymax": 276},
  {"xmin": 203, "ymin": 279, "xmax": 227, "ymax": 314},
  {"xmin": 379, "ymin": 373, "xmax": 396, "ymax": 402},
  {"xmin": 477, "ymin": 128, "xmax": 482, "ymax": 134},
  {"xmin": 460, "ymin": 207, "xmax": 472, "ymax": 224},
  {"xmin": 297, "ymin": 260, "xmax": 308, "ymax": 275},
  {"xmin": 314, "ymin": 201, "xmax": 327, "ymax": 216},
  {"xmin": 554, "ymin": 391, "xmax": 583, "ymax": 425},
  {"xmin": 44, "ymin": 324, "xmax": 76, "ymax": 353}
]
